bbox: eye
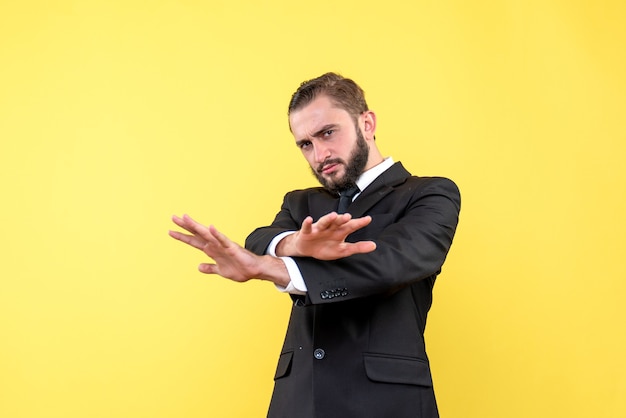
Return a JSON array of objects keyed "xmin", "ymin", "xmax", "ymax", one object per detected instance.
[
  {"xmin": 298, "ymin": 140, "xmax": 312, "ymax": 150},
  {"xmin": 323, "ymin": 129, "xmax": 334, "ymax": 137}
]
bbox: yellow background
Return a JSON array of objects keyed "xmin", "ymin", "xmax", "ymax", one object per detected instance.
[{"xmin": 1, "ymin": 1, "xmax": 625, "ymax": 417}]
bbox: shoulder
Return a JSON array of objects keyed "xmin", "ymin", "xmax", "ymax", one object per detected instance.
[
  {"xmin": 284, "ymin": 186, "xmax": 333, "ymax": 201},
  {"xmin": 407, "ymin": 175, "xmax": 459, "ymax": 191},
  {"xmin": 385, "ymin": 162, "xmax": 458, "ymax": 192},
  {"xmin": 400, "ymin": 176, "xmax": 461, "ymax": 208}
]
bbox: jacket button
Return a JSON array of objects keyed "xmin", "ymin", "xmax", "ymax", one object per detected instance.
[{"xmin": 313, "ymin": 348, "xmax": 325, "ymax": 360}]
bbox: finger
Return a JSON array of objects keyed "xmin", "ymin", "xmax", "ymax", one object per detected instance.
[
  {"xmin": 315, "ymin": 212, "xmax": 339, "ymax": 229},
  {"xmin": 168, "ymin": 229, "xmax": 188, "ymax": 242},
  {"xmin": 172, "ymin": 214, "xmax": 201, "ymax": 236},
  {"xmin": 208, "ymin": 225, "xmax": 234, "ymax": 249},
  {"xmin": 168, "ymin": 229, "xmax": 207, "ymax": 250},
  {"xmin": 171, "ymin": 215, "xmax": 195, "ymax": 234},
  {"xmin": 300, "ymin": 216, "xmax": 313, "ymax": 234},
  {"xmin": 332, "ymin": 213, "xmax": 353, "ymax": 228},
  {"xmin": 173, "ymin": 214, "xmax": 219, "ymax": 248},
  {"xmin": 198, "ymin": 263, "xmax": 219, "ymax": 274},
  {"xmin": 342, "ymin": 215, "xmax": 372, "ymax": 232},
  {"xmin": 343, "ymin": 240, "xmax": 377, "ymax": 256},
  {"xmin": 181, "ymin": 214, "xmax": 216, "ymax": 242}
]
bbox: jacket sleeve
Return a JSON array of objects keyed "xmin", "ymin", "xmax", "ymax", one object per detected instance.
[
  {"xmin": 246, "ymin": 178, "xmax": 461, "ymax": 304},
  {"xmin": 244, "ymin": 190, "xmax": 306, "ymax": 255},
  {"xmin": 301, "ymin": 177, "xmax": 460, "ymax": 304}
]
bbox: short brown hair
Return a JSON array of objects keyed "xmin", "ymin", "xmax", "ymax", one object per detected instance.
[{"xmin": 288, "ymin": 72, "xmax": 369, "ymax": 122}]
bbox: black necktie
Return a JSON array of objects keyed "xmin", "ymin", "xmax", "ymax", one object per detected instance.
[{"xmin": 337, "ymin": 186, "xmax": 360, "ymax": 214}]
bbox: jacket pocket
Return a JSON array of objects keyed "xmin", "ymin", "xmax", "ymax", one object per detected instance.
[
  {"xmin": 274, "ymin": 351, "xmax": 293, "ymax": 380},
  {"xmin": 363, "ymin": 353, "xmax": 433, "ymax": 387}
]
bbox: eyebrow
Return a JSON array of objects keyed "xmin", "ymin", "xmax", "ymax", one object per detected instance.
[{"xmin": 295, "ymin": 124, "xmax": 338, "ymax": 147}]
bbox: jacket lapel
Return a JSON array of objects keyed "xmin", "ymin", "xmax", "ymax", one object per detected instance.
[
  {"xmin": 349, "ymin": 162, "xmax": 411, "ymax": 218},
  {"xmin": 307, "ymin": 188, "xmax": 339, "ymax": 221}
]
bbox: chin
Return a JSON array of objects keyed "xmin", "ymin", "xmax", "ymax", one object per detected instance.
[{"xmin": 326, "ymin": 175, "xmax": 345, "ymax": 187}]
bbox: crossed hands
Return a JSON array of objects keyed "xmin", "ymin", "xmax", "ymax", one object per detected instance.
[{"xmin": 169, "ymin": 212, "xmax": 376, "ymax": 284}]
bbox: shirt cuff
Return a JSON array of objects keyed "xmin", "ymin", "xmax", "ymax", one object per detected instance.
[
  {"xmin": 274, "ymin": 257, "xmax": 307, "ymax": 295},
  {"xmin": 266, "ymin": 231, "xmax": 307, "ymax": 295},
  {"xmin": 267, "ymin": 230, "xmax": 297, "ymax": 256}
]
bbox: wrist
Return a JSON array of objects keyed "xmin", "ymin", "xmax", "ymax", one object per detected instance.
[
  {"xmin": 275, "ymin": 233, "xmax": 300, "ymax": 257},
  {"xmin": 257, "ymin": 255, "xmax": 290, "ymax": 287}
]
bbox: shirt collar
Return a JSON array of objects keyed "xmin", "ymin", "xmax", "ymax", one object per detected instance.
[{"xmin": 354, "ymin": 157, "xmax": 394, "ymax": 196}]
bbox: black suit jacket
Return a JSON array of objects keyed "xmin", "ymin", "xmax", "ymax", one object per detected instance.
[{"xmin": 245, "ymin": 162, "xmax": 460, "ymax": 418}]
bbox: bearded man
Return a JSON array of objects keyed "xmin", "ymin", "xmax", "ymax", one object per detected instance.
[{"xmin": 170, "ymin": 73, "xmax": 461, "ymax": 418}]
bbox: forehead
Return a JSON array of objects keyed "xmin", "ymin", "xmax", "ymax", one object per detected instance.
[{"xmin": 289, "ymin": 95, "xmax": 352, "ymax": 137}]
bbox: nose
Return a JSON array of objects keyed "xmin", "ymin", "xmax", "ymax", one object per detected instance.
[{"xmin": 313, "ymin": 142, "xmax": 330, "ymax": 164}]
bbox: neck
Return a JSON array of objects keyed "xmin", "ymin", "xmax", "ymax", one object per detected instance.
[{"xmin": 364, "ymin": 148, "xmax": 385, "ymax": 172}]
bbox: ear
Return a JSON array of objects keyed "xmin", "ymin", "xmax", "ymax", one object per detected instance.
[{"xmin": 361, "ymin": 110, "xmax": 377, "ymax": 141}]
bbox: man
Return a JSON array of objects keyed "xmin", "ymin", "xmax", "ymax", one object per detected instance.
[{"xmin": 170, "ymin": 73, "xmax": 460, "ymax": 417}]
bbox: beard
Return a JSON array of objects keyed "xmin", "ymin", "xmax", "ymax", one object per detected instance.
[{"xmin": 310, "ymin": 128, "xmax": 369, "ymax": 194}]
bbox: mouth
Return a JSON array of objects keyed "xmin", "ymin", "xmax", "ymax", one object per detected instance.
[
  {"xmin": 318, "ymin": 159, "xmax": 343, "ymax": 175},
  {"xmin": 320, "ymin": 163, "xmax": 339, "ymax": 175}
]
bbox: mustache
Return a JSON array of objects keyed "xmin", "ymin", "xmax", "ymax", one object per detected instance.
[{"xmin": 317, "ymin": 158, "xmax": 345, "ymax": 173}]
